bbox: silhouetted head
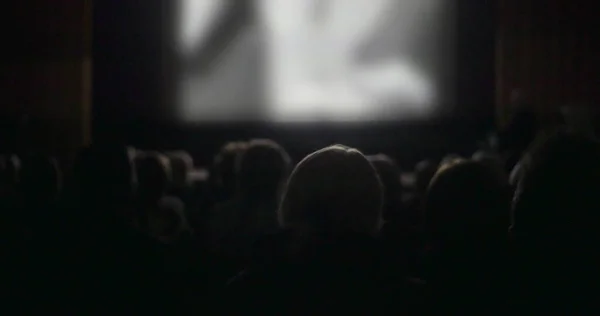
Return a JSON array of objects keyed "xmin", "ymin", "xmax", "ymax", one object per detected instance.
[
  {"xmin": 279, "ymin": 145, "xmax": 383, "ymax": 237},
  {"xmin": 73, "ymin": 144, "xmax": 134, "ymax": 206},
  {"xmin": 166, "ymin": 151, "xmax": 193, "ymax": 191},
  {"xmin": 367, "ymin": 154, "xmax": 402, "ymax": 222},
  {"xmin": 212, "ymin": 141, "xmax": 248, "ymax": 196},
  {"xmin": 425, "ymin": 159, "xmax": 510, "ymax": 239},
  {"xmin": 511, "ymin": 131, "xmax": 600, "ymax": 249},
  {"xmin": 440, "ymin": 154, "xmax": 463, "ymax": 167},
  {"xmin": 135, "ymin": 152, "xmax": 171, "ymax": 202},
  {"xmin": 148, "ymin": 196, "xmax": 190, "ymax": 244},
  {"xmin": 20, "ymin": 155, "xmax": 62, "ymax": 204},
  {"xmin": 472, "ymin": 150, "xmax": 508, "ymax": 183},
  {"xmin": 414, "ymin": 159, "xmax": 438, "ymax": 195},
  {"xmin": 236, "ymin": 139, "xmax": 291, "ymax": 199}
]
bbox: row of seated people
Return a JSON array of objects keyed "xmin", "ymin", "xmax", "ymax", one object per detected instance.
[{"xmin": 2, "ymin": 129, "xmax": 600, "ymax": 313}]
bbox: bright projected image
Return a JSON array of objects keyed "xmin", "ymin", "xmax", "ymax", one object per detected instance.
[{"xmin": 176, "ymin": 0, "xmax": 456, "ymax": 122}]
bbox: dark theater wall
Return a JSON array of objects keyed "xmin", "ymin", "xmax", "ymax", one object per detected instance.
[
  {"xmin": 496, "ymin": 0, "xmax": 600, "ymax": 126},
  {"xmin": 92, "ymin": 0, "xmax": 172, "ymax": 124},
  {"xmin": 1, "ymin": 1, "xmax": 92, "ymax": 156}
]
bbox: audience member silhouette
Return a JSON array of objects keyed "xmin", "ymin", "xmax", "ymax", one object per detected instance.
[
  {"xmin": 440, "ymin": 153, "xmax": 463, "ymax": 167},
  {"xmin": 422, "ymin": 159, "xmax": 510, "ymax": 312},
  {"xmin": 153, "ymin": 196, "xmax": 191, "ymax": 243},
  {"xmin": 135, "ymin": 152, "xmax": 171, "ymax": 200},
  {"xmin": 210, "ymin": 141, "xmax": 248, "ymax": 204},
  {"xmin": 414, "ymin": 159, "xmax": 438, "ymax": 197},
  {"xmin": 166, "ymin": 151, "xmax": 194, "ymax": 194},
  {"xmin": 403, "ymin": 159, "xmax": 437, "ymax": 229},
  {"xmin": 225, "ymin": 145, "xmax": 420, "ymax": 313},
  {"xmin": 499, "ymin": 103, "xmax": 538, "ymax": 170},
  {"xmin": 68, "ymin": 144, "xmax": 173, "ymax": 312},
  {"xmin": 368, "ymin": 154, "xmax": 426, "ymax": 275},
  {"xmin": 367, "ymin": 154, "xmax": 402, "ymax": 223},
  {"xmin": 472, "ymin": 150, "xmax": 508, "ymax": 184},
  {"xmin": 134, "ymin": 152, "xmax": 187, "ymax": 240},
  {"xmin": 10, "ymin": 118, "xmax": 596, "ymax": 314},
  {"xmin": 207, "ymin": 139, "xmax": 291, "ymax": 262},
  {"xmin": 511, "ymin": 131, "xmax": 600, "ymax": 311}
]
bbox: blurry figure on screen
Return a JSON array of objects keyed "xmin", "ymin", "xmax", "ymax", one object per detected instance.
[
  {"xmin": 177, "ymin": 0, "xmax": 447, "ymax": 122},
  {"xmin": 259, "ymin": 0, "xmax": 436, "ymax": 121}
]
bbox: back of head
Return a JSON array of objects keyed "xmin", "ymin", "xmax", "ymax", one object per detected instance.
[
  {"xmin": 73, "ymin": 144, "xmax": 134, "ymax": 206},
  {"xmin": 20, "ymin": 155, "xmax": 62, "ymax": 203},
  {"xmin": 213, "ymin": 141, "xmax": 248, "ymax": 196},
  {"xmin": 166, "ymin": 151, "xmax": 193, "ymax": 190},
  {"xmin": 367, "ymin": 154, "xmax": 402, "ymax": 221},
  {"xmin": 440, "ymin": 154, "xmax": 463, "ymax": 167},
  {"xmin": 148, "ymin": 196, "xmax": 190, "ymax": 243},
  {"xmin": 236, "ymin": 139, "xmax": 290, "ymax": 199},
  {"xmin": 414, "ymin": 159, "xmax": 438, "ymax": 195},
  {"xmin": 279, "ymin": 145, "xmax": 383, "ymax": 237},
  {"xmin": 135, "ymin": 152, "xmax": 171, "ymax": 202},
  {"xmin": 426, "ymin": 159, "xmax": 510, "ymax": 239},
  {"xmin": 472, "ymin": 150, "xmax": 508, "ymax": 183},
  {"xmin": 512, "ymin": 131, "xmax": 600, "ymax": 246}
]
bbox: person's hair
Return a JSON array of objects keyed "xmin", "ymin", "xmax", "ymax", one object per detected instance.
[
  {"xmin": 149, "ymin": 196, "xmax": 190, "ymax": 243},
  {"xmin": 440, "ymin": 154, "xmax": 463, "ymax": 167},
  {"xmin": 511, "ymin": 131, "xmax": 600, "ymax": 244},
  {"xmin": 367, "ymin": 154, "xmax": 402, "ymax": 222},
  {"xmin": 414, "ymin": 159, "xmax": 438, "ymax": 195},
  {"xmin": 472, "ymin": 150, "xmax": 508, "ymax": 183},
  {"xmin": 425, "ymin": 159, "xmax": 510, "ymax": 238},
  {"xmin": 279, "ymin": 145, "xmax": 383, "ymax": 237},
  {"xmin": 135, "ymin": 152, "xmax": 171, "ymax": 201},
  {"xmin": 235, "ymin": 139, "xmax": 291, "ymax": 198},
  {"xmin": 165, "ymin": 151, "xmax": 193, "ymax": 189},
  {"xmin": 212, "ymin": 141, "xmax": 248, "ymax": 193}
]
